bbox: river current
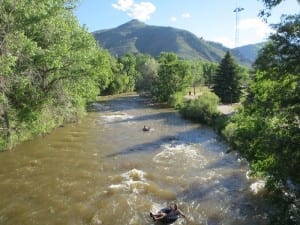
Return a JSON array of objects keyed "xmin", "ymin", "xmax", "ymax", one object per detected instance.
[{"xmin": 0, "ymin": 94, "xmax": 270, "ymax": 225}]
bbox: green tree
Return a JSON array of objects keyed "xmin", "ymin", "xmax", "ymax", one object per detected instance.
[
  {"xmin": 154, "ymin": 52, "xmax": 193, "ymax": 102},
  {"xmin": 118, "ymin": 53, "xmax": 141, "ymax": 92},
  {"xmin": 225, "ymin": 13, "xmax": 299, "ymax": 225},
  {"xmin": 0, "ymin": 0, "xmax": 114, "ymax": 150},
  {"xmin": 213, "ymin": 51, "xmax": 242, "ymax": 104},
  {"xmin": 202, "ymin": 61, "xmax": 218, "ymax": 87},
  {"xmin": 135, "ymin": 54, "xmax": 159, "ymax": 94},
  {"xmin": 103, "ymin": 53, "xmax": 140, "ymax": 94},
  {"xmin": 189, "ymin": 61, "xmax": 205, "ymax": 96}
]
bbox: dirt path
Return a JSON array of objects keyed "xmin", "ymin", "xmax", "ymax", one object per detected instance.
[{"xmin": 218, "ymin": 104, "xmax": 237, "ymax": 115}]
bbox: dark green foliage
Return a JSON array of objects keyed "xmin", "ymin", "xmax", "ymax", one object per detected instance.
[
  {"xmin": 223, "ymin": 13, "xmax": 299, "ymax": 225},
  {"xmin": 254, "ymin": 15, "xmax": 300, "ymax": 75},
  {"xmin": 0, "ymin": 0, "xmax": 114, "ymax": 150},
  {"xmin": 213, "ymin": 51, "xmax": 242, "ymax": 103}
]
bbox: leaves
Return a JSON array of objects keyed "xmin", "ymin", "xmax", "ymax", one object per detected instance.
[
  {"xmin": 0, "ymin": 0, "xmax": 114, "ymax": 150},
  {"xmin": 154, "ymin": 52, "xmax": 193, "ymax": 102}
]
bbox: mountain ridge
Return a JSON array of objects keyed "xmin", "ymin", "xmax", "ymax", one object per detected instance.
[{"xmin": 92, "ymin": 19, "xmax": 264, "ymax": 65}]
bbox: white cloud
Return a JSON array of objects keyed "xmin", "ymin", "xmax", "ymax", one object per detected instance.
[
  {"xmin": 213, "ymin": 36, "xmax": 235, "ymax": 48},
  {"xmin": 238, "ymin": 18, "xmax": 273, "ymax": 39},
  {"xmin": 170, "ymin": 16, "xmax": 177, "ymax": 22},
  {"xmin": 181, "ymin": 13, "xmax": 191, "ymax": 19},
  {"xmin": 213, "ymin": 18, "xmax": 274, "ymax": 48},
  {"xmin": 112, "ymin": 0, "xmax": 134, "ymax": 11},
  {"xmin": 112, "ymin": 0, "xmax": 156, "ymax": 21}
]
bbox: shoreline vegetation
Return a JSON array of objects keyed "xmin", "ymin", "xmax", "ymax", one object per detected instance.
[{"xmin": 0, "ymin": 1, "xmax": 298, "ymax": 224}]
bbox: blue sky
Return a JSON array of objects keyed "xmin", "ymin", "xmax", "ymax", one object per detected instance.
[{"xmin": 74, "ymin": 0, "xmax": 299, "ymax": 48}]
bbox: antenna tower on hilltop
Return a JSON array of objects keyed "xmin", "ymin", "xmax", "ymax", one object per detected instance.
[{"xmin": 233, "ymin": 6, "xmax": 244, "ymax": 47}]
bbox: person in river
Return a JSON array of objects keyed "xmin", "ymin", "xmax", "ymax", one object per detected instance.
[
  {"xmin": 143, "ymin": 125, "xmax": 151, "ymax": 131},
  {"xmin": 150, "ymin": 203, "xmax": 185, "ymax": 222}
]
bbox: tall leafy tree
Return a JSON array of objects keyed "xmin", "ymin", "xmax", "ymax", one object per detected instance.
[
  {"xmin": 103, "ymin": 53, "xmax": 140, "ymax": 94},
  {"xmin": 202, "ymin": 62, "xmax": 218, "ymax": 87},
  {"xmin": 251, "ymin": 14, "xmax": 300, "ymax": 181},
  {"xmin": 225, "ymin": 13, "xmax": 299, "ymax": 225},
  {"xmin": 189, "ymin": 61, "xmax": 205, "ymax": 95},
  {"xmin": 135, "ymin": 54, "xmax": 159, "ymax": 93},
  {"xmin": 213, "ymin": 51, "xmax": 242, "ymax": 103},
  {"xmin": 154, "ymin": 52, "xmax": 192, "ymax": 102},
  {"xmin": 118, "ymin": 53, "xmax": 140, "ymax": 92},
  {"xmin": 0, "ymin": 0, "xmax": 113, "ymax": 150}
]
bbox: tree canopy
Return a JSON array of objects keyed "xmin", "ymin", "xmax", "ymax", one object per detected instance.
[
  {"xmin": 224, "ymin": 10, "xmax": 299, "ymax": 225},
  {"xmin": 154, "ymin": 52, "xmax": 193, "ymax": 102},
  {"xmin": 213, "ymin": 51, "xmax": 242, "ymax": 104},
  {"xmin": 0, "ymin": 0, "xmax": 113, "ymax": 150}
]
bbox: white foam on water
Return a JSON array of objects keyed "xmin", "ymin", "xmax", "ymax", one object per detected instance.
[
  {"xmin": 107, "ymin": 169, "xmax": 150, "ymax": 194},
  {"xmin": 250, "ymin": 180, "xmax": 266, "ymax": 194},
  {"xmin": 121, "ymin": 168, "xmax": 146, "ymax": 181},
  {"xmin": 108, "ymin": 184, "xmax": 127, "ymax": 190},
  {"xmin": 100, "ymin": 113, "xmax": 134, "ymax": 122},
  {"xmin": 246, "ymin": 170, "xmax": 252, "ymax": 179},
  {"xmin": 153, "ymin": 142, "xmax": 207, "ymax": 169}
]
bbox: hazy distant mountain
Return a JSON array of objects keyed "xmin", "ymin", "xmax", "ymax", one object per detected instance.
[
  {"xmin": 92, "ymin": 19, "xmax": 264, "ymax": 66},
  {"xmin": 232, "ymin": 42, "xmax": 265, "ymax": 65}
]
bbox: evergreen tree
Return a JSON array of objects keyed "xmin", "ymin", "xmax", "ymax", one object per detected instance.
[{"xmin": 213, "ymin": 51, "xmax": 241, "ymax": 104}]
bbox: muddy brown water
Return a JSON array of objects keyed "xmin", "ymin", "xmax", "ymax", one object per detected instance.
[{"xmin": 0, "ymin": 94, "xmax": 270, "ymax": 225}]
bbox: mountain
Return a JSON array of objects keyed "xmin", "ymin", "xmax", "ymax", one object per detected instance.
[
  {"xmin": 232, "ymin": 43, "xmax": 265, "ymax": 65},
  {"xmin": 92, "ymin": 19, "xmax": 264, "ymax": 65}
]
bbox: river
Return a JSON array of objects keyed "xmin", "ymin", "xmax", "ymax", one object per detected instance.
[{"xmin": 0, "ymin": 94, "xmax": 270, "ymax": 225}]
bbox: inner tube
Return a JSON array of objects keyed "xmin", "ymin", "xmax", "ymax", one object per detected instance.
[
  {"xmin": 158, "ymin": 207, "xmax": 179, "ymax": 224},
  {"xmin": 143, "ymin": 126, "xmax": 150, "ymax": 131},
  {"xmin": 159, "ymin": 216, "xmax": 178, "ymax": 224}
]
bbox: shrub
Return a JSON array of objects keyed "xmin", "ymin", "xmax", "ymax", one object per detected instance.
[
  {"xmin": 180, "ymin": 90, "xmax": 220, "ymax": 125},
  {"xmin": 168, "ymin": 92, "xmax": 185, "ymax": 109}
]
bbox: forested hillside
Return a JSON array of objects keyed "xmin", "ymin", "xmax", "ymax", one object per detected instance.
[{"xmin": 92, "ymin": 19, "xmax": 263, "ymax": 65}]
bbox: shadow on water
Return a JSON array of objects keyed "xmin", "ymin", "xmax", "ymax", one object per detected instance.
[
  {"xmin": 106, "ymin": 135, "xmax": 179, "ymax": 158},
  {"xmin": 109, "ymin": 111, "xmax": 182, "ymax": 125},
  {"xmin": 88, "ymin": 94, "xmax": 156, "ymax": 112},
  {"xmin": 90, "ymin": 95, "xmax": 185, "ymax": 126},
  {"xmin": 106, "ymin": 127, "xmax": 222, "ymax": 158}
]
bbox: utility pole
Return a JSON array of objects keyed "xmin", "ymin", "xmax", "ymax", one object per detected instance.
[{"xmin": 233, "ymin": 7, "xmax": 244, "ymax": 47}]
